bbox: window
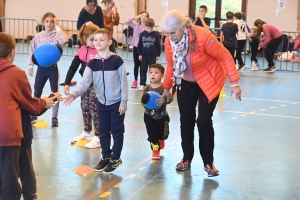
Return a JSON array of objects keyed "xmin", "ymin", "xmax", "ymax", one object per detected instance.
[{"xmin": 190, "ymin": 0, "xmax": 247, "ymax": 28}]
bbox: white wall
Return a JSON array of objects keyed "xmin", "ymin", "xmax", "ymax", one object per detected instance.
[{"xmin": 247, "ymin": 0, "xmax": 298, "ymax": 32}]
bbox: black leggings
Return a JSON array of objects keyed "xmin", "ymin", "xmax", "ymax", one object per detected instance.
[
  {"xmin": 133, "ymin": 47, "xmax": 140, "ymax": 81},
  {"xmin": 264, "ymin": 36, "xmax": 283, "ymax": 67}
]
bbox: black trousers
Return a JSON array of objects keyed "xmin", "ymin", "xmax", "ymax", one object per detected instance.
[
  {"xmin": 264, "ymin": 36, "xmax": 283, "ymax": 67},
  {"xmin": 224, "ymin": 45, "xmax": 236, "ymax": 63},
  {"xmin": 20, "ymin": 146, "xmax": 37, "ymax": 200},
  {"xmin": 236, "ymin": 40, "xmax": 246, "ymax": 65},
  {"xmin": 144, "ymin": 114, "xmax": 170, "ymax": 150},
  {"xmin": 133, "ymin": 47, "xmax": 141, "ymax": 81},
  {"xmin": 0, "ymin": 146, "xmax": 21, "ymax": 200},
  {"xmin": 140, "ymin": 56, "xmax": 156, "ymax": 86},
  {"xmin": 250, "ymin": 44, "xmax": 258, "ymax": 63},
  {"xmin": 177, "ymin": 79, "xmax": 219, "ymax": 165}
]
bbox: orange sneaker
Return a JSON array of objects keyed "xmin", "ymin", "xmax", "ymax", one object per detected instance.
[
  {"xmin": 158, "ymin": 140, "xmax": 165, "ymax": 149},
  {"xmin": 152, "ymin": 150, "xmax": 160, "ymax": 160}
]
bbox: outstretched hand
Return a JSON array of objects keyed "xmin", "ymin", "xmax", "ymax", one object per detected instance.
[
  {"xmin": 63, "ymin": 94, "xmax": 75, "ymax": 107},
  {"xmin": 230, "ymin": 86, "xmax": 242, "ymax": 101}
]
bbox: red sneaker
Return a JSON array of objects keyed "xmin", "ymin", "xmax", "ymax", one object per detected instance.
[
  {"xmin": 131, "ymin": 80, "xmax": 138, "ymax": 88},
  {"xmin": 70, "ymin": 81, "xmax": 77, "ymax": 86},
  {"xmin": 152, "ymin": 150, "xmax": 160, "ymax": 160},
  {"xmin": 159, "ymin": 139, "xmax": 165, "ymax": 149}
]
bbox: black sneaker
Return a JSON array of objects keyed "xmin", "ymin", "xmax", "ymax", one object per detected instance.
[
  {"xmin": 94, "ymin": 158, "xmax": 111, "ymax": 172},
  {"xmin": 237, "ymin": 63, "xmax": 245, "ymax": 71},
  {"xmin": 263, "ymin": 68, "xmax": 273, "ymax": 73},
  {"xmin": 103, "ymin": 158, "xmax": 123, "ymax": 174}
]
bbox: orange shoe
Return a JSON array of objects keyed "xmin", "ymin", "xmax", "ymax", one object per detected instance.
[
  {"xmin": 152, "ymin": 150, "xmax": 160, "ymax": 160},
  {"xmin": 158, "ymin": 139, "xmax": 165, "ymax": 149},
  {"xmin": 70, "ymin": 81, "xmax": 77, "ymax": 86}
]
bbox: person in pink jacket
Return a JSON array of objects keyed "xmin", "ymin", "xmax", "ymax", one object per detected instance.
[
  {"xmin": 159, "ymin": 10, "xmax": 241, "ymax": 177},
  {"xmin": 255, "ymin": 19, "xmax": 282, "ymax": 73}
]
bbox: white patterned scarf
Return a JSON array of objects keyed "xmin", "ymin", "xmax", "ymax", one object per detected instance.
[{"xmin": 170, "ymin": 28, "xmax": 189, "ymax": 86}]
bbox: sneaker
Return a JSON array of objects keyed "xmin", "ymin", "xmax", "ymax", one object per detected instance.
[
  {"xmin": 250, "ymin": 61, "xmax": 259, "ymax": 71},
  {"xmin": 271, "ymin": 66, "xmax": 277, "ymax": 71},
  {"xmin": 30, "ymin": 116, "xmax": 37, "ymax": 124},
  {"xmin": 237, "ymin": 63, "xmax": 245, "ymax": 71},
  {"xmin": 52, "ymin": 117, "xmax": 59, "ymax": 126},
  {"xmin": 103, "ymin": 158, "xmax": 123, "ymax": 174},
  {"xmin": 94, "ymin": 158, "xmax": 111, "ymax": 172},
  {"xmin": 176, "ymin": 159, "xmax": 191, "ymax": 171},
  {"xmin": 73, "ymin": 131, "xmax": 93, "ymax": 142},
  {"xmin": 158, "ymin": 139, "xmax": 165, "ymax": 149},
  {"xmin": 85, "ymin": 136, "xmax": 100, "ymax": 149},
  {"xmin": 131, "ymin": 80, "xmax": 138, "ymax": 88},
  {"xmin": 138, "ymin": 85, "xmax": 144, "ymax": 91},
  {"xmin": 204, "ymin": 163, "xmax": 219, "ymax": 177},
  {"xmin": 263, "ymin": 67, "xmax": 273, "ymax": 73},
  {"xmin": 152, "ymin": 150, "xmax": 160, "ymax": 160}
]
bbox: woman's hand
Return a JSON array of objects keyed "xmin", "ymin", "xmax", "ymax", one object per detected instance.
[
  {"xmin": 42, "ymin": 97, "xmax": 55, "ymax": 109},
  {"xmin": 64, "ymin": 85, "xmax": 70, "ymax": 95},
  {"xmin": 230, "ymin": 86, "xmax": 242, "ymax": 101},
  {"xmin": 113, "ymin": 6, "xmax": 118, "ymax": 14},
  {"xmin": 28, "ymin": 68, "xmax": 34, "ymax": 77},
  {"xmin": 119, "ymin": 106, "xmax": 127, "ymax": 115}
]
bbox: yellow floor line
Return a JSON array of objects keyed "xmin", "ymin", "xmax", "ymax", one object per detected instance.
[{"xmin": 99, "ymin": 191, "xmax": 111, "ymax": 198}]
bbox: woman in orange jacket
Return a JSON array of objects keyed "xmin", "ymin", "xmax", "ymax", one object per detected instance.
[{"xmin": 159, "ymin": 10, "xmax": 241, "ymax": 177}]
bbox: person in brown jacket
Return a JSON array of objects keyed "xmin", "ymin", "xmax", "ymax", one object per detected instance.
[
  {"xmin": 101, "ymin": 0, "xmax": 120, "ymax": 53},
  {"xmin": 0, "ymin": 33, "xmax": 57, "ymax": 200}
]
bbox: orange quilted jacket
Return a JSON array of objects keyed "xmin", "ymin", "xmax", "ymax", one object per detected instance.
[{"xmin": 163, "ymin": 26, "xmax": 240, "ymax": 102}]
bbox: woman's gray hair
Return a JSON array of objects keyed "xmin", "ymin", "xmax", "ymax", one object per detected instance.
[{"xmin": 160, "ymin": 10, "xmax": 192, "ymax": 32}]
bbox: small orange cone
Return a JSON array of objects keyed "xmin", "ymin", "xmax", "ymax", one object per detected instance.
[{"xmin": 73, "ymin": 164, "xmax": 94, "ymax": 176}]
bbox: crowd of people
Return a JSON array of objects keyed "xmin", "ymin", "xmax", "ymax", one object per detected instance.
[{"xmin": 1, "ymin": 1, "xmax": 298, "ymax": 199}]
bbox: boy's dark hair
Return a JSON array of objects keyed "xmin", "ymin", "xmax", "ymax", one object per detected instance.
[
  {"xmin": 0, "ymin": 33, "xmax": 15, "ymax": 57},
  {"xmin": 234, "ymin": 12, "xmax": 242, "ymax": 20},
  {"xmin": 200, "ymin": 5, "xmax": 208, "ymax": 12},
  {"xmin": 226, "ymin": 11, "xmax": 234, "ymax": 20},
  {"xmin": 145, "ymin": 18, "xmax": 155, "ymax": 27},
  {"xmin": 150, "ymin": 64, "xmax": 164, "ymax": 74}
]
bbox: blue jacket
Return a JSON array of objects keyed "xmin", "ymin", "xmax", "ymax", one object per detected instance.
[
  {"xmin": 72, "ymin": 54, "xmax": 128, "ymax": 107},
  {"xmin": 138, "ymin": 31, "xmax": 161, "ymax": 57}
]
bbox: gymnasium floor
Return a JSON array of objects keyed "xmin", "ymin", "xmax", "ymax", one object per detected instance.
[{"xmin": 13, "ymin": 53, "xmax": 300, "ymax": 200}]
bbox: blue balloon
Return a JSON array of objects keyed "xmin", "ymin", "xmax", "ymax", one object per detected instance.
[
  {"xmin": 141, "ymin": 91, "xmax": 161, "ymax": 110},
  {"xmin": 32, "ymin": 43, "xmax": 63, "ymax": 67}
]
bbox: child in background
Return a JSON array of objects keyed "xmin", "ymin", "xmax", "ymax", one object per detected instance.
[
  {"xmin": 64, "ymin": 22, "xmax": 100, "ymax": 149},
  {"xmin": 248, "ymin": 28, "xmax": 260, "ymax": 71},
  {"xmin": 64, "ymin": 29, "xmax": 128, "ymax": 174},
  {"xmin": 138, "ymin": 18, "xmax": 161, "ymax": 91},
  {"xmin": 28, "ymin": 12, "xmax": 68, "ymax": 126},
  {"xmin": 142, "ymin": 64, "xmax": 172, "ymax": 160},
  {"xmin": 220, "ymin": 11, "xmax": 238, "ymax": 61},
  {"xmin": 125, "ymin": 11, "xmax": 149, "ymax": 88},
  {"xmin": 193, "ymin": 5, "xmax": 210, "ymax": 29},
  {"xmin": 234, "ymin": 12, "xmax": 248, "ymax": 71},
  {"xmin": 0, "ymin": 32, "xmax": 57, "ymax": 200}
]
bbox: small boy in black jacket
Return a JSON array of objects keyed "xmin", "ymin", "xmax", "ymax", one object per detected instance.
[
  {"xmin": 138, "ymin": 18, "xmax": 161, "ymax": 91},
  {"xmin": 248, "ymin": 28, "xmax": 260, "ymax": 71}
]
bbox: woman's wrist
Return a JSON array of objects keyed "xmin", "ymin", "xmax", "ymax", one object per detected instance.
[{"xmin": 230, "ymin": 83, "xmax": 240, "ymax": 88}]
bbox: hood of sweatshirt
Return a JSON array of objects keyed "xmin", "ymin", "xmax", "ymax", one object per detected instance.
[{"xmin": 0, "ymin": 58, "xmax": 15, "ymax": 72}]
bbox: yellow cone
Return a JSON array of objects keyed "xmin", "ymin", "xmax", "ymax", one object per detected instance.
[
  {"xmin": 220, "ymin": 88, "xmax": 226, "ymax": 97},
  {"xmin": 33, "ymin": 120, "xmax": 49, "ymax": 128},
  {"xmin": 74, "ymin": 139, "xmax": 89, "ymax": 147}
]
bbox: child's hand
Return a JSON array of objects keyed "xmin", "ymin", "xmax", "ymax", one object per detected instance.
[
  {"xmin": 50, "ymin": 92, "xmax": 63, "ymax": 101},
  {"xmin": 156, "ymin": 56, "xmax": 160, "ymax": 61},
  {"xmin": 139, "ymin": 55, "xmax": 142, "ymax": 60},
  {"xmin": 28, "ymin": 68, "xmax": 34, "ymax": 77},
  {"xmin": 135, "ymin": 14, "xmax": 142, "ymax": 20},
  {"xmin": 64, "ymin": 85, "xmax": 70, "ymax": 95},
  {"xmin": 63, "ymin": 94, "xmax": 75, "ymax": 106},
  {"xmin": 54, "ymin": 17, "xmax": 59, "ymax": 26},
  {"xmin": 119, "ymin": 106, "xmax": 127, "ymax": 115}
]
